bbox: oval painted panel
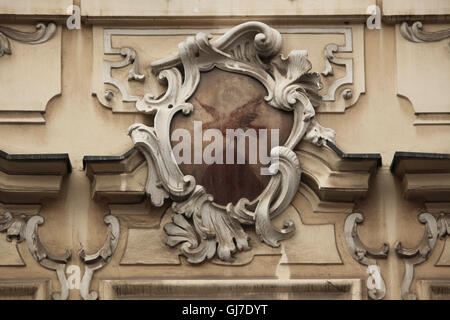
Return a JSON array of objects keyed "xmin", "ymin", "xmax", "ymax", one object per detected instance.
[{"xmin": 170, "ymin": 68, "xmax": 293, "ymax": 206}]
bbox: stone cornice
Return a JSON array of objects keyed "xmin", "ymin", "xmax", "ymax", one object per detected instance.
[
  {"xmin": 2, "ymin": 0, "xmax": 449, "ymax": 25},
  {"xmin": 0, "ymin": 149, "xmax": 71, "ymax": 203},
  {"xmin": 391, "ymin": 151, "xmax": 450, "ymax": 202}
]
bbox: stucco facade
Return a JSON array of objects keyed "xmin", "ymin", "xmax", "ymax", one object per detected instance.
[{"xmin": 0, "ymin": 0, "xmax": 449, "ymax": 300}]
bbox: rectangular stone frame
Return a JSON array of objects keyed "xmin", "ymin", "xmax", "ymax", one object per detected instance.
[{"xmin": 99, "ymin": 279, "xmax": 364, "ymax": 300}]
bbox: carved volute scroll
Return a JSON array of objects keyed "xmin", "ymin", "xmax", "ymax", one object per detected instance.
[
  {"xmin": 395, "ymin": 213, "xmax": 438, "ymax": 300},
  {"xmin": 344, "ymin": 213, "xmax": 389, "ymax": 300},
  {"xmin": 79, "ymin": 215, "xmax": 120, "ymax": 300},
  {"xmin": 25, "ymin": 216, "xmax": 72, "ymax": 300},
  {"xmin": 400, "ymin": 22, "xmax": 450, "ymax": 43},
  {"xmin": 128, "ymin": 22, "xmax": 336, "ymax": 264}
]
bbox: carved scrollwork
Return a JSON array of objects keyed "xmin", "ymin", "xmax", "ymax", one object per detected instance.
[
  {"xmin": 129, "ymin": 22, "xmax": 336, "ymax": 264},
  {"xmin": 25, "ymin": 216, "xmax": 72, "ymax": 300},
  {"xmin": 0, "ymin": 23, "xmax": 56, "ymax": 57},
  {"xmin": 79, "ymin": 215, "xmax": 120, "ymax": 300},
  {"xmin": 344, "ymin": 213, "xmax": 389, "ymax": 300},
  {"xmin": 321, "ymin": 43, "xmax": 353, "ymax": 101},
  {"xmin": 0, "ymin": 212, "xmax": 27, "ymax": 242},
  {"xmin": 395, "ymin": 212, "xmax": 438, "ymax": 300},
  {"xmin": 400, "ymin": 22, "xmax": 450, "ymax": 43},
  {"xmin": 103, "ymin": 32, "xmax": 146, "ymax": 103},
  {"xmin": 437, "ymin": 213, "xmax": 449, "ymax": 239}
]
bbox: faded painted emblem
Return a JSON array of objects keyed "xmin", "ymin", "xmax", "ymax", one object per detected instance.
[{"xmin": 171, "ymin": 69, "xmax": 293, "ymax": 205}]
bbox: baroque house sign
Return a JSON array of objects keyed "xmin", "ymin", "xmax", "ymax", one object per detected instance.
[{"xmin": 128, "ymin": 22, "xmax": 336, "ymax": 263}]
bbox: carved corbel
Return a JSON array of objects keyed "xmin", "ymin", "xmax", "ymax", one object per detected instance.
[
  {"xmin": 344, "ymin": 213, "xmax": 389, "ymax": 300},
  {"xmin": 79, "ymin": 215, "xmax": 120, "ymax": 300},
  {"xmin": 0, "ymin": 23, "xmax": 56, "ymax": 57},
  {"xmin": 25, "ymin": 216, "xmax": 72, "ymax": 300},
  {"xmin": 395, "ymin": 212, "xmax": 438, "ymax": 300}
]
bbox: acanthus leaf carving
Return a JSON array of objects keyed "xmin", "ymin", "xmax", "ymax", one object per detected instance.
[{"xmin": 129, "ymin": 21, "xmax": 336, "ymax": 264}]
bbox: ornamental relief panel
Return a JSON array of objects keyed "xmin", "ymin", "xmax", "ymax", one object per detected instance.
[{"xmin": 92, "ymin": 24, "xmax": 365, "ymax": 114}]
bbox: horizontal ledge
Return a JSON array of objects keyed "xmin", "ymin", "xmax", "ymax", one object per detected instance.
[
  {"xmin": 390, "ymin": 151, "xmax": 450, "ymax": 173},
  {"xmin": 0, "ymin": 150, "xmax": 72, "ymax": 174},
  {"xmin": 82, "ymin": 15, "xmax": 372, "ymax": 24},
  {"xmin": 325, "ymin": 141, "xmax": 382, "ymax": 167},
  {"xmin": 83, "ymin": 148, "xmax": 135, "ymax": 170},
  {"xmin": 382, "ymin": 15, "xmax": 450, "ymax": 24},
  {"xmin": 0, "ymin": 111, "xmax": 45, "ymax": 124},
  {"xmin": 414, "ymin": 113, "xmax": 450, "ymax": 126}
]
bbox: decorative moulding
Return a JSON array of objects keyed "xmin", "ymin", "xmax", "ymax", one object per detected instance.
[
  {"xmin": 82, "ymin": 0, "xmax": 375, "ymax": 23},
  {"xmin": 0, "ymin": 0, "xmax": 73, "ymax": 19},
  {"xmin": 0, "ymin": 23, "xmax": 56, "ymax": 57},
  {"xmin": 395, "ymin": 213, "xmax": 450, "ymax": 300},
  {"xmin": 83, "ymin": 148, "xmax": 146, "ymax": 204},
  {"xmin": 296, "ymin": 140, "xmax": 380, "ymax": 204},
  {"xmin": 90, "ymin": 21, "xmax": 344, "ymax": 264},
  {"xmin": 119, "ymin": 196, "xmax": 343, "ymax": 266},
  {"xmin": 400, "ymin": 21, "xmax": 450, "ymax": 43},
  {"xmin": 25, "ymin": 215, "xmax": 72, "ymax": 300},
  {"xmin": 98, "ymin": 278, "xmax": 364, "ymax": 300},
  {"xmin": 416, "ymin": 280, "xmax": 450, "ymax": 300},
  {"xmin": 2, "ymin": 211, "xmax": 119, "ymax": 300},
  {"xmin": 0, "ymin": 150, "xmax": 70, "ymax": 268},
  {"xmin": 93, "ymin": 25, "xmax": 365, "ymax": 114},
  {"xmin": 395, "ymin": 22, "xmax": 450, "ymax": 125},
  {"xmin": 436, "ymin": 213, "xmax": 450, "ymax": 266},
  {"xmin": 382, "ymin": 0, "xmax": 450, "ymax": 23},
  {"xmin": 0, "ymin": 203, "xmax": 41, "ymax": 266},
  {"xmin": 0, "ymin": 211, "xmax": 27, "ymax": 266},
  {"xmin": 83, "ymin": 139, "xmax": 379, "ymax": 267},
  {"xmin": 0, "ymin": 279, "xmax": 51, "ymax": 300},
  {"xmin": 0, "ymin": 23, "xmax": 61, "ymax": 124}
]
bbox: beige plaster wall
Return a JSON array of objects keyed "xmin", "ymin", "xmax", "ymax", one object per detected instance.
[{"xmin": 0, "ymin": 1, "xmax": 449, "ymax": 300}]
